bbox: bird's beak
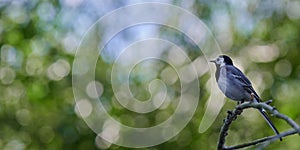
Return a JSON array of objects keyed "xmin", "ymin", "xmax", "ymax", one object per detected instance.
[{"xmin": 209, "ymin": 60, "xmax": 215, "ymax": 63}]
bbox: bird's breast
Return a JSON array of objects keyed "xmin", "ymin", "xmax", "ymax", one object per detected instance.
[
  {"xmin": 217, "ymin": 67, "xmax": 247, "ymax": 101},
  {"xmin": 217, "ymin": 74, "xmax": 227, "ymax": 94}
]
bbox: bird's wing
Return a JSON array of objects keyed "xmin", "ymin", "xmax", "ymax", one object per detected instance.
[
  {"xmin": 226, "ymin": 66, "xmax": 261, "ymax": 101},
  {"xmin": 226, "ymin": 65, "xmax": 251, "ymax": 85}
]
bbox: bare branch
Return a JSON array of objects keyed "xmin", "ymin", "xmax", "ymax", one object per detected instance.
[
  {"xmin": 224, "ymin": 129, "xmax": 298, "ymax": 150},
  {"xmin": 217, "ymin": 101, "xmax": 300, "ymax": 150},
  {"xmin": 237, "ymin": 101, "xmax": 300, "ymax": 132}
]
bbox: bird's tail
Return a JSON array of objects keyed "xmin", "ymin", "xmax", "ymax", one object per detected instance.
[{"xmin": 258, "ymin": 109, "xmax": 282, "ymax": 141}]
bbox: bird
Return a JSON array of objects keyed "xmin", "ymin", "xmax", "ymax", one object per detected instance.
[{"xmin": 210, "ymin": 55, "xmax": 282, "ymax": 141}]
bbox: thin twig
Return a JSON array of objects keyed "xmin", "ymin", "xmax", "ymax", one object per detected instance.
[
  {"xmin": 217, "ymin": 101, "xmax": 300, "ymax": 150},
  {"xmin": 224, "ymin": 129, "xmax": 298, "ymax": 150}
]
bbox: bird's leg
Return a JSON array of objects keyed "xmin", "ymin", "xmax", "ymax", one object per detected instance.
[
  {"xmin": 236, "ymin": 100, "xmax": 245, "ymax": 114},
  {"xmin": 237, "ymin": 99, "xmax": 245, "ymax": 105},
  {"xmin": 235, "ymin": 102, "xmax": 244, "ymax": 115},
  {"xmin": 250, "ymin": 93, "xmax": 255, "ymax": 101}
]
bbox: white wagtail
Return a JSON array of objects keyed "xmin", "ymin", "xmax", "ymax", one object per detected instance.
[{"xmin": 210, "ymin": 55, "xmax": 282, "ymax": 141}]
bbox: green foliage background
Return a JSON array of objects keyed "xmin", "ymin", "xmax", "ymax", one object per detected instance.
[{"xmin": 0, "ymin": 0, "xmax": 300, "ymax": 150}]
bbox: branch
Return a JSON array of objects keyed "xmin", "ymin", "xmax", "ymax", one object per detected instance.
[
  {"xmin": 225, "ymin": 129, "xmax": 298, "ymax": 150},
  {"xmin": 217, "ymin": 101, "xmax": 300, "ymax": 150},
  {"xmin": 237, "ymin": 101, "xmax": 300, "ymax": 132}
]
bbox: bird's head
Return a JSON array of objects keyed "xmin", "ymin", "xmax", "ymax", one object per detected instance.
[{"xmin": 210, "ymin": 55, "xmax": 233, "ymax": 67}]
